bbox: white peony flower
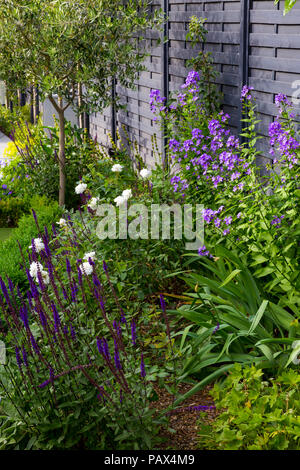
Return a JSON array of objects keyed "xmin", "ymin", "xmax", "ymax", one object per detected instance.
[
  {"xmin": 29, "ymin": 238, "xmax": 45, "ymax": 253},
  {"xmin": 83, "ymin": 251, "xmax": 96, "ymax": 261},
  {"xmin": 75, "ymin": 182, "xmax": 87, "ymax": 194},
  {"xmin": 57, "ymin": 218, "xmax": 67, "ymax": 227},
  {"xmin": 140, "ymin": 168, "xmax": 151, "ymax": 179},
  {"xmin": 122, "ymin": 189, "xmax": 132, "ymax": 201},
  {"xmin": 79, "ymin": 261, "xmax": 93, "ymax": 276},
  {"xmin": 111, "ymin": 164, "xmax": 123, "ymax": 173},
  {"xmin": 114, "ymin": 195, "xmax": 126, "ymax": 206},
  {"xmin": 29, "ymin": 261, "xmax": 44, "ymax": 278},
  {"xmin": 87, "ymin": 197, "xmax": 99, "ymax": 211}
]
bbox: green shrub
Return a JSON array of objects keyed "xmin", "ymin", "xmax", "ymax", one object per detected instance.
[
  {"xmin": 0, "ymin": 104, "xmax": 31, "ymax": 137},
  {"xmin": 0, "ymin": 195, "xmax": 62, "ymax": 289},
  {"xmin": 0, "ymin": 197, "xmax": 31, "ymax": 227},
  {"xmin": 198, "ymin": 364, "xmax": 300, "ymax": 450}
]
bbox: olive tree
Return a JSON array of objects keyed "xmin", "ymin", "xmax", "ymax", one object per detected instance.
[{"xmin": 0, "ymin": 0, "xmax": 163, "ymax": 205}]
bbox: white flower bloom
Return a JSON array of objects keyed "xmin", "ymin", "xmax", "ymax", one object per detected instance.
[
  {"xmin": 75, "ymin": 182, "xmax": 87, "ymax": 194},
  {"xmin": 114, "ymin": 195, "xmax": 126, "ymax": 206},
  {"xmin": 87, "ymin": 197, "xmax": 99, "ymax": 211},
  {"xmin": 111, "ymin": 164, "xmax": 123, "ymax": 173},
  {"xmin": 140, "ymin": 168, "xmax": 151, "ymax": 179},
  {"xmin": 57, "ymin": 218, "xmax": 67, "ymax": 227},
  {"xmin": 79, "ymin": 261, "xmax": 93, "ymax": 276},
  {"xmin": 29, "ymin": 238, "xmax": 45, "ymax": 253},
  {"xmin": 29, "ymin": 261, "xmax": 44, "ymax": 278},
  {"xmin": 40, "ymin": 270, "xmax": 50, "ymax": 285},
  {"xmin": 83, "ymin": 251, "xmax": 96, "ymax": 261},
  {"xmin": 122, "ymin": 189, "xmax": 132, "ymax": 201}
]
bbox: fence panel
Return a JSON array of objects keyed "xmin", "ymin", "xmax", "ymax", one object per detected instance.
[{"xmin": 89, "ymin": 0, "xmax": 300, "ymax": 164}]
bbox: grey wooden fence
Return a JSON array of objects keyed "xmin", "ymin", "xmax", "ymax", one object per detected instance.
[{"xmin": 89, "ymin": 0, "xmax": 300, "ymax": 165}]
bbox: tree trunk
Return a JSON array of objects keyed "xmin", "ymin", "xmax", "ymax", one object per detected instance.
[
  {"xmin": 58, "ymin": 108, "xmax": 66, "ymax": 207},
  {"xmin": 78, "ymin": 82, "xmax": 83, "ymax": 128}
]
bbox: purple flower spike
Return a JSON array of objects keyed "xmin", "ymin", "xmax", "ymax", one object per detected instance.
[
  {"xmin": 22, "ymin": 347, "xmax": 28, "ymax": 367},
  {"xmin": 140, "ymin": 353, "xmax": 146, "ymax": 378},
  {"xmin": 159, "ymin": 294, "xmax": 166, "ymax": 313},
  {"xmin": 114, "ymin": 340, "xmax": 122, "ymax": 370},
  {"xmin": 103, "ymin": 261, "xmax": 108, "ymax": 273},
  {"xmin": 15, "ymin": 346, "xmax": 22, "ymax": 369},
  {"xmin": 131, "ymin": 320, "xmax": 137, "ymax": 346},
  {"xmin": 51, "ymin": 302, "xmax": 60, "ymax": 332}
]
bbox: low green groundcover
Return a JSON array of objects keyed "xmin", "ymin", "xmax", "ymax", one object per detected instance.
[{"xmin": 0, "ymin": 227, "xmax": 13, "ymax": 241}]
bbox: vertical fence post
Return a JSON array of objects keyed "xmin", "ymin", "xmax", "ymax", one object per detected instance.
[
  {"xmin": 161, "ymin": 0, "xmax": 169, "ymax": 170},
  {"xmin": 238, "ymin": 0, "xmax": 250, "ymax": 135}
]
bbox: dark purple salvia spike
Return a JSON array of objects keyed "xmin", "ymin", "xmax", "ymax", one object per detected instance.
[
  {"xmin": 31, "ymin": 209, "xmax": 40, "ymax": 231},
  {"xmin": 62, "ymin": 287, "xmax": 68, "ymax": 301},
  {"xmin": 30, "ymin": 279, "xmax": 39, "ymax": 299},
  {"xmin": 92, "ymin": 273, "xmax": 101, "ymax": 288},
  {"xmin": 113, "ymin": 320, "xmax": 122, "ymax": 339},
  {"xmin": 49, "ymin": 366, "xmax": 54, "ymax": 384},
  {"xmin": 37, "ymin": 269, "xmax": 45, "ymax": 292},
  {"xmin": 20, "ymin": 305, "xmax": 29, "ymax": 329},
  {"xmin": 43, "ymin": 236, "xmax": 51, "ymax": 258},
  {"xmin": 66, "ymin": 258, "xmax": 72, "ymax": 277},
  {"xmin": 26, "ymin": 290, "xmax": 33, "ymax": 310},
  {"xmin": 140, "ymin": 353, "xmax": 146, "ymax": 378},
  {"xmin": 8, "ymin": 278, "xmax": 15, "ymax": 296},
  {"xmin": 51, "ymin": 302, "xmax": 60, "ymax": 333},
  {"xmin": 63, "ymin": 325, "xmax": 68, "ymax": 336},
  {"xmin": 212, "ymin": 322, "xmax": 220, "ymax": 334},
  {"xmin": 0, "ymin": 277, "xmax": 11, "ymax": 306},
  {"xmin": 131, "ymin": 320, "xmax": 137, "ymax": 346},
  {"xmin": 39, "ymin": 309, "xmax": 48, "ymax": 330},
  {"xmin": 30, "ymin": 334, "xmax": 40, "ymax": 355},
  {"xmin": 97, "ymin": 337, "xmax": 103, "ymax": 355},
  {"xmin": 159, "ymin": 294, "xmax": 166, "ymax": 313},
  {"xmin": 15, "ymin": 346, "xmax": 22, "ymax": 369},
  {"xmin": 77, "ymin": 265, "xmax": 83, "ymax": 287},
  {"xmin": 52, "ymin": 223, "xmax": 57, "ymax": 237},
  {"xmin": 70, "ymin": 323, "xmax": 76, "ymax": 341},
  {"xmin": 22, "ymin": 346, "xmax": 29, "ymax": 367},
  {"xmin": 94, "ymin": 288, "xmax": 100, "ymax": 300},
  {"xmin": 31, "ymin": 238, "xmax": 37, "ymax": 261},
  {"xmin": 103, "ymin": 261, "xmax": 108, "ymax": 273},
  {"xmin": 114, "ymin": 340, "xmax": 122, "ymax": 370},
  {"xmin": 160, "ymin": 294, "xmax": 171, "ymax": 342},
  {"xmin": 102, "ymin": 338, "xmax": 111, "ymax": 361},
  {"xmin": 44, "ymin": 225, "xmax": 49, "ymax": 242}
]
